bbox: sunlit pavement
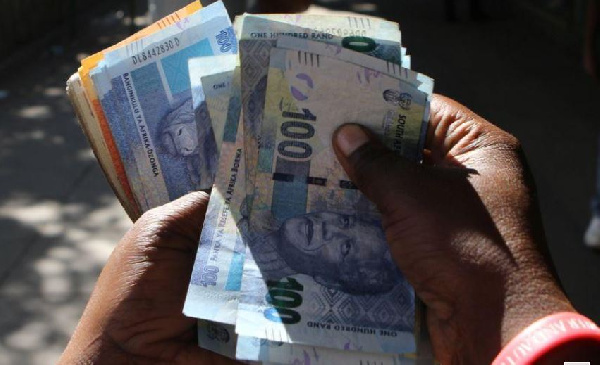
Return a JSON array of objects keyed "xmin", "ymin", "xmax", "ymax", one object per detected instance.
[
  {"xmin": 0, "ymin": 0, "xmax": 599, "ymax": 364},
  {"xmin": 0, "ymin": 5, "xmax": 136, "ymax": 364}
]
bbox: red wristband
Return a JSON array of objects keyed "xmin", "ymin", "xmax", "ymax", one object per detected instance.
[{"xmin": 492, "ymin": 312, "xmax": 600, "ymax": 365}]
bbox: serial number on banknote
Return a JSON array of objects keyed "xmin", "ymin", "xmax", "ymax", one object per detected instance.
[{"xmin": 131, "ymin": 37, "xmax": 181, "ymax": 66}]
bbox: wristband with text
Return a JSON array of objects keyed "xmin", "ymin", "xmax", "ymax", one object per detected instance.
[{"xmin": 492, "ymin": 312, "xmax": 600, "ymax": 365}]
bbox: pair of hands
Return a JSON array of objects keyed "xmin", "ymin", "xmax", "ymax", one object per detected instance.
[{"xmin": 59, "ymin": 95, "xmax": 573, "ymax": 364}]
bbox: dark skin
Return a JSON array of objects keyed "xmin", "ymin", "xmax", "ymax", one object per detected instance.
[
  {"xmin": 333, "ymin": 95, "xmax": 597, "ymax": 363},
  {"xmin": 58, "ymin": 192, "xmax": 236, "ymax": 364},
  {"xmin": 61, "ymin": 96, "xmax": 598, "ymax": 364}
]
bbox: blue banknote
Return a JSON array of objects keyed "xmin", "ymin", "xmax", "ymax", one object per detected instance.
[
  {"xmin": 189, "ymin": 55, "xmax": 240, "ymax": 155},
  {"xmin": 183, "ymin": 67, "xmax": 246, "ymax": 324},
  {"xmin": 91, "ymin": 63, "xmax": 150, "ymax": 211},
  {"xmin": 235, "ymin": 47, "xmax": 434, "ymax": 354},
  {"xmin": 239, "ymin": 14, "xmax": 405, "ymax": 218},
  {"xmin": 93, "ymin": 1, "xmax": 236, "ymax": 210},
  {"xmin": 197, "ymin": 320, "xmax": 419, "ymax": 364}
]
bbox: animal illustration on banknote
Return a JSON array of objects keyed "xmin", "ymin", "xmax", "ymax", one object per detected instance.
[
  {"xmin": 158, "ymin": 97, "xmax": 218, "ymax": 188},
  {"xmin": 248, "ymin": 211, "xmax": 401, "ymax": 295}
]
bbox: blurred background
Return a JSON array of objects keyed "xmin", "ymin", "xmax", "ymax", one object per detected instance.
[{"xmin": 1, "ymin": 0, "xmax": 599, "ymax": 363}]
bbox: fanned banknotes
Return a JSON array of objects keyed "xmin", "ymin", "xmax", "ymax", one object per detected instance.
[
  {"xmin": 66, "ymin": 2, "xmax": 435, "ymax": 363},
  {"xmin": 235, "ymin": 46, "xmax": 432, "ymax": 354},
  {"xmin": 69, "ymin": 1, "xmax": 237, "ymax": 213}
]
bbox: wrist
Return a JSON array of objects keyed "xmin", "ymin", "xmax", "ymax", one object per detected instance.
[{"xmin": 493, "ymin": 312, "xmax": 600, "ymax": 365}]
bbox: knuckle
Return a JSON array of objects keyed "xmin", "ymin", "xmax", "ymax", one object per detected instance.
[{"xmin": 134, "ymin": 205, "xmax": 173, "ymax": 240}]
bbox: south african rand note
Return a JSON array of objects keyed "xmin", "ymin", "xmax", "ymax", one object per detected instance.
[
  {"xmin": 183, "ymin": 69, "xmax": 245, "ymax": 324},
  {"xmin": 186, "ymin": 68, "xmax": 414, "ymax": 364},
  {"xmin": 196, "ymin": 320, "xmax": 417, "ymax": 364},
  {"xmin": 235, "ymin": 331, "xmax": 419, "ymax": 364},
  {"xmin": 235, "ymin": 48, "xmax": 433, "ymax": 354},
  {"xmin": 276, "ymin": 36, "xmax": 419, "ymax": 75},
  {"xmin": 272, "ymin": 36, "xmax": 431, "ymax": 155},
  {"xmin": 189, "ymin": 55, "xmax": 240, "ymax": 155},
  {"xmin": 93, "ymin": 1, "xmax": 236, "ymax": 209},
  {"xmin": 186, "ymin": 68, "xmax": 418, "ymax": 363},
  {"xmin": 66, "ymin": 73, "xmax": 139, "ymax": 218},
  {"xmin": 90, "ymin": 3, "xmax": 229, "ymax": 211},
  {"xmin": 237, "ymin": 14, "xmax": 404, "ymax": 218},
  {"xmin": 75, "ymin": 1, "xmax": 203, "ymax": 218}
]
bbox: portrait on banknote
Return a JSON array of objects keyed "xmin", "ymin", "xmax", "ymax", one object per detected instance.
[{"xmin": 247, "ymin": 210, "xmax": 401, "ymax": 295}]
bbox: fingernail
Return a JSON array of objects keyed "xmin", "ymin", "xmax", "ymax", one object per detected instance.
[{"xmin": 335, "ymin": 124, "xmax": 369, "ymax": 157}]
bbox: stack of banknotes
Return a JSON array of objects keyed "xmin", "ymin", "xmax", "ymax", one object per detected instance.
[{"xmin": 66, "ymin": 1, "xmax": 435, "ymax": 363}]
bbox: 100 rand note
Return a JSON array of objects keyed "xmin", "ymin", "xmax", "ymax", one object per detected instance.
[
  {"xmin": 94, "ymin": 1, "xmax": 236, "ymax": 210},
  {"xmin": 237, "ymin": 14, "xmax": 404, "ymax": 221},
  {"xmin": 236, "ymin": 48, "xmax": 433, "ymax": 354},
  {"xmin": 184, "ymin": 64, "xmax": 245, "ymax": 324},
  {"xmin": 273, "ymin": 35, "xmax": 432, "ymax": 158},
  {"xmin": 189, "ymin": 55, "xmax": 241, "ymax": 156},
  {"xmin": 197, "ymin": 317, "xmax": 417, "ymax": 364},
  {"xmin": 184, "ymin": 65, "xmax": 414, "ymax": 365}
]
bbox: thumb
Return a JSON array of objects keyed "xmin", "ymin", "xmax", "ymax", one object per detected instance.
[
  {"xmin": 332, "ymin": 124, "xmax": 427, "ymax": 218},
  {"xmin": 134, "ymin": 191, "xmax": 211, "ymax": 249}
]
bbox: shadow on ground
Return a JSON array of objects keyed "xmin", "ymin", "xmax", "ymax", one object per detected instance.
[{"xmin": 0, "ymin": 2, "xmax": 144, "ymax": 363}]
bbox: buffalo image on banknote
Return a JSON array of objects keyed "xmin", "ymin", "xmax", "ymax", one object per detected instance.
[{"xmin": 158, "ymin": 97, "xmax": 218, "ymax": 189}]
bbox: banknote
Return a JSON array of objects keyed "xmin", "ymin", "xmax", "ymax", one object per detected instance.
[
  {"xmin": 198, "ymin": 320, "xmax": 417, "ymax": 364},
  {"xmin": 238, "ymin": 14, "xmax": 405, "ymax": 218},
  {"xmin": 90, "ymin": 62, "xmax": 152, "ymax": 211},
  {"xmin": 75, "ymin": 0, "xmax": 203, "ymax": 218},
  {"xmin": 270, "ymin": 37, "xmax": 432, "ymax": 161},
  {"xmin": 203, "ymin": 68, "xmax": 242, "ymax": 153},
  {"xmin": 235, "ymin": 48, "xmax": 434, "ymax": 354},
  {"xmin": 185, "ymin": 64, "xmax": 420, "ymax": 364},
  {"xmin": 276, "ymin": 36, "xmax": 417, "ymax": 74},
  {"xmin": 92, "ymin": 1, "xmax": 236, "ymax": 209},
  {"xmin": 236, "ymin": 332, "xmax": 419, "ymax": 364},
  {"xmin": 184, "ymin": 68, "xmax": 246, "ymax": 324},
  {"xmin": 189, "ymin": 55, "xmax": 240, "ymax": 155}
]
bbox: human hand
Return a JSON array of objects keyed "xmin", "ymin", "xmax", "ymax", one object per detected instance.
[
  {"xmin": 332, "ymin": 95, "xmax": 574, "ymax": 364},
  {"xmin": 59, "ymin": 192, "xmax": 239, "ymax": 365}
]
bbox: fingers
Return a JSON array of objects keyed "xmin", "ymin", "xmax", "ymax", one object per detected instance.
[
  {"xmin": 332, "ymin": 124, "xmax": 426, "ymax": 218},
  {"xmin": 426, "ymin": 94, "xmax": 518, "ymax": 167},
  {"xmin": 134, "ymin": 191, "xmax": 210, "ymax": 249}
]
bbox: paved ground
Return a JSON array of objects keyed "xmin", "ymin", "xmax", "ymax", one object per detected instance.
[{"xmin": 0, "ymin": 0, "xmax": 599, "ymax": 364}]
